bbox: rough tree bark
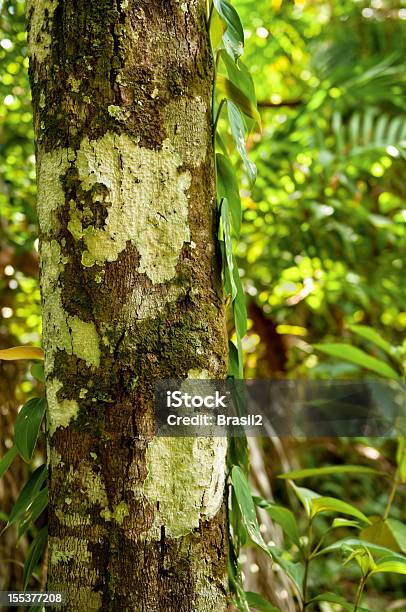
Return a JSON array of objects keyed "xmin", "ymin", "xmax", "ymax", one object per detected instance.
[{"xmin": 27, "ymin": 1, "xmax": 228, "ymax": 610}]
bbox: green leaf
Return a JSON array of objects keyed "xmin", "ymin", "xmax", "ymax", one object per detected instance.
[
  {"xmin": 18, "ymin": 487, "xmax": 48, "ymax": 542},
  {"xmin": 221, "ymin": 198, "xmax": 237, "ymax": 300},
  {"xmin": 217, "ymin": 153, "xmax": 241, "ymax": 238},
  {"xmin": 216, "ymin": 131, "xmax": 229, "ymax": 156},
  {"xmin": 0, "ymin": 446, "xmax": 18, "ymax": 479},
  {"xmin": 386, "ymin": 518, "xmax": 406, "ymax": 553},
  {"xmin": 278, "ymin": 465, "xmax": 383, "ymax": 479},
  {"xmin": 23, "ymin": 526, "xmax": 47, "ymax": 590},
  {"xmin": 231, "ymin": 466, "xmax": 265, "ymax": 549},
  {"xmin": 313, "ymin": 343, "xmax": 399, "ymax": 379},
  {"xmin": 254, "ymin": 496, "xmax": 301, "ymax": 547},
  {"xmin": 15, "ymin": 398, "xmax": 47, "ymax": 462},
  {"xmin": 232, "ymin": 256, "xmax": 247, "ymax": 338},
  {"xmin": 235, "ymin": 333, "xmax": 244, "ymax": 379},
  {"xmin": 210, "ymin": 6, "xmax": 225, "ymax": 50},
  {"xmin": 220, "ymin": 52, "xmax": 257, "ymax": 109},
  {"xmin": 396, "ymin": 435, "xmax": 406, "ymax": 483},
  {"xmin": 347, "ymin": 324, "xmax": 395, "ymax": 358},
  {"xmin": 360, "ymin": 516, "xmax": 401, "ymax": 552},
  {"xmin": 245, "ymin": 591, "xmax": 279, "ymax": 612},
  {"xmin": 232, "ymin": 468, "xmax": 304, "ymax": 593},
  {"xmin": 370, "ymin": 559, "xmax": 406, "ymax": 576},
  {"xmin": 31, "ymin": 363, "xmax": 45, "ymax": 383},
  {"xmin": 7, "ymin": 464, "xmax": 47, "ymax": 527},
  {"xmin": 228, "ymin": 340, "xmax": 240, "ymax": 379},
  {"xmin": 216, "ymin": 74, "xmax": 261, "ymax": 125},
  {"xmin": 213, "ymin": 0, "xmax": 244, "ymax": 60},
  {"xmin": 313, "ymin": 537, "xmax": 406, "ymax": 561},
  {"xmin": 307, "ymin": 593, "xmax": 354, "ymax": 612},
  {"xmin": 289, "ymin": 482, "xmax": 321, "ymax": 517},
  {"xmin": 227, "ymin": 101, "xmax": 257, "ymax": 185},
  {"xmin": 332, "ymin": 517, "xmax": 362, "ymax": 530},
  {"xmin": 310, "ymin": 497, "xmax": 371, "ymax": 524}
]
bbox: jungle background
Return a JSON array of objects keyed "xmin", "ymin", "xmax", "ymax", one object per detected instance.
[{"xmin": 0, "ymin": 0, "xmax": 405, "ymax": 609}]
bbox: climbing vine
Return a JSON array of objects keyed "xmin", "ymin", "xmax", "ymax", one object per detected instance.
[{"xmin": 208, "ymin": 0, "xmax": 260, "ymax": 608}]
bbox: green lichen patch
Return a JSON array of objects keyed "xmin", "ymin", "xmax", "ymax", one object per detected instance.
[
  {"xmin": 50, "ymin": 536, "xmax": 91, "ymax": 565},
  {"xmin": 26, "ymin": 0, "xmax": 59, "ymax": 65},
  {"xmin": 107, "ymin": 104, "xmax": 130, "ymax": 123},
  {"xmin": 81, "ymin": 465, "xmax": 108, "ymax": 507},
  {"xmin": 40, "ymin": 240, "xmax": 101, "ymax": 373},
  {"xmin": 69, "ymin": 317, "xmax": 100, "ymax": 367},
  {"xmin": 36, "ymin": 148, "xmax": 73, "ymax": 235},
  {"xmin": 75, "ymin": 132, "xmax": 191, "ymax": 284},
  {"xmin": 100, "ymin": 501, "xmax": 129, "ymax": 525},
  {"xmin": 47, "ymin": 378, "xmax": 79, "ymax": 437},
  {"xmin": 143, "ymin": 436, "xmax": 227, "ymax": 539}
]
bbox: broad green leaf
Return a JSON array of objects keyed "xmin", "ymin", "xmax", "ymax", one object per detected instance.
[
  {"xmin": 216, "ymin": 131, "xmax": 228, "ymax": 156},
  {"xmin": 235, "ymin": 333, "xmax": 244, "ymax": 379},
  {"xmin": 228, "ymin": 340, "xmax": 240, "ymax": 379},
  {"xmin": 307, "ymin": 593, "xmax": 354, "ymax": 612},
  {"xmin": 370, "ymin": 559, "xmax": 406, "ymax": 576},
  {"xmin": 7, "ymin": 464, "xmax": 47, "ymax": 527},
  {"xmin": 210, "ymin": 6, "xmax": 224, "ymax": 50},
  {"xmin": 313, "ymin": 537, "xmax": 406, "ymax": 561},
  {"xmin": 232, "ymin": 466, "xmax": 265, "ymax": 549},
  {"xmin": 23, "ymin": 526, "xmax": 47, "ymax": 590},
  {"xmin": 313, "ymin": 343, "xmax": 399, "ymax": 379},
  {"xmin": 232, "ymin": 468, "xmax": 304, "ymax": 593},
  {"xmin": 15, "ymin": 398, "xmax": 47, "ymax": 462},
  {"xmin": 221, "ymin": 198, "xmax": 237, "ymax": 300},
  {"xmin": 0, "ymin": 346, "xmax": 44, "ymax": 361},
  {"xmin": 216, "ymin": 74, "xmax": 261, "ymax": 125},
  {"xmin": 310, "ymin": 497, "xmax": 371, "ymax": 524},
  {"xmin": 0, "ymin": 446, "xmax": 18, "ymax": 479},
  {"xmin": 347, "ymin": 324, "xmax": 395, "ymax": 357},
  {"xmin": 361, "ymin": 517, "xmax": 401, "ymax": 552},
  {"xmin": 254, "ymin": 496, "xmax": 301, "ymax": 547},
  {"xmin": 217, "ymin": 153, "xmax": 241, "ymax": 238},
  {"xmin": 227, "ymin": 101, "xmax": 257, "ymax": 185},
  {"xmin": 18, "ymin": 487, "xmax": 48, "ymax": 542},
  {"xmin": 397, "ymin": 435, "xmax": 406, "ymax": 483},
  {"xmin": 220, "ymin": 51, "xmax": 257, "ymax": 109},
  {"xmin": 278, "ymin": 465, "xmax": 382, "ymax": 479},
  {"xmin": 387, "ymin": 519, "xmax": 406, "ymax": 553},
  {"xmin": 213, "ymin": 0, "xmax": 244, "ymax": 60},
  {"xmin": 245, "ymin": 591, "xmax": 279, "ymax": 612},
  {"xmin": 31, "ymin": 363, "xmax": 45, "ymax": 383},
  {"xmin": 289, "ymin": 482, "xmax": 321, "ymax": 517},
  {"xmin": 232, "ymin": 256, "xmax": 247, "ymax": 337}
]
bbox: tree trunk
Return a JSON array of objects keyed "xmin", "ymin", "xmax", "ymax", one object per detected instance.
[{"xmin": 27, "ymin": 1, "xmax": 228, "ymax": 610}]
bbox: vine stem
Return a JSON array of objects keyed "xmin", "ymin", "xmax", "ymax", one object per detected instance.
[
  {"xmin": 353, "ymin": 574, "xmax": 367, "ymax": 612},
  {"xmin": 302, "ymin": 519, "xmax": 313, "ymax": 609},
  {"xmin": 207, "ymin": 0, "xmax": 214, "ymax": 28},
  {"xmin": 213, "ymin": 98, "xmax": 227, "ymax": 135},
  {"xmin": 383, "ymin": 443, "xmax": 405, "ymax": 520}
]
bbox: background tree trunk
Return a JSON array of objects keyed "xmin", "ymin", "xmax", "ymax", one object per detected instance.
[{"xmin": 27, "ymin": 1, "xmax": 228, "ymax": 609}]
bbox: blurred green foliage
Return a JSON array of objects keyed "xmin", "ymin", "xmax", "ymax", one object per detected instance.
[
  {"xmin": 0, "ymin": 0, "xmax": 40, "ymax": 352},
  {"xmin": 229, "ymin": 0, "xmax": 406, "ymax": 378}
]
